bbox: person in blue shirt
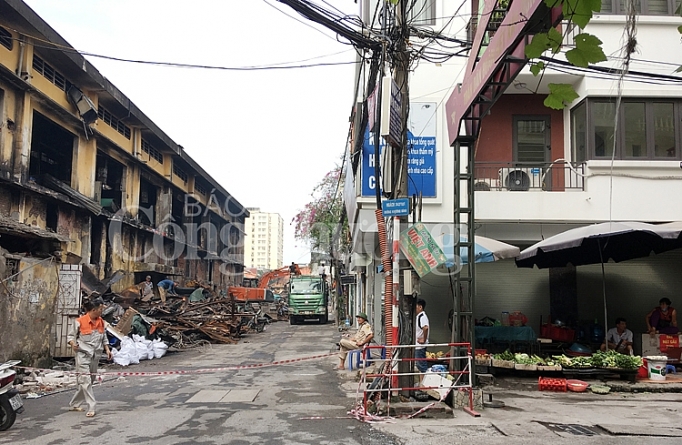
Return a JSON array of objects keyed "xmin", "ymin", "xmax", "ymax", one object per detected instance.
[{"xmin": 157, "ymin": 279, "xmax": 178, "ymax": 302}]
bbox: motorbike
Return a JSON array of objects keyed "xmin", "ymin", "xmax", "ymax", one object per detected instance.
[
  {"xmin": 0, "ymin": 360, "xmax": 23, "ymax": 431},
  {"xmin": 247, "ymin": 307, "xmax": 270, "ymax": 333}
]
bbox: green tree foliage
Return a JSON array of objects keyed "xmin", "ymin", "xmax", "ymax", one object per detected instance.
[
  {"xmin": 292, "ymin": 165, "xmax": 349, "ymax": 253},
  {"xmin": 544, "ymin": 83, "xmax": 580, "ymax": 109},
  {"xmin": 523, "ymin": 0, "xmax": 609, "ymax": 109}
]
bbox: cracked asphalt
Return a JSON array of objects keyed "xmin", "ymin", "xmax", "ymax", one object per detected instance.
[
  {"xmin": 2, "ymin": 321, "xmax": 398, "ymax": 445},
  {"xmin": 4, "ymin": 321, "xmax": 682, "ymax": 445}
]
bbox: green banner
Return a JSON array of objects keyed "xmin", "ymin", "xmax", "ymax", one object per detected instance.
[{"xmin": 399, "ymin": 222, "xmax": 447, "ymax": 277}]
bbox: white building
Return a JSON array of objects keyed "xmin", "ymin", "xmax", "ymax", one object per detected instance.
[
  {"xmin": 244, "ymin": 208, "xmax": 284, "ymax": 270},
  {"xmin": 346, "ymin": 0, "xmax": 470, "ymax": 337},
  {"xmin": 346, "ymin": 0, "xmax": 682, "ymax": 353}
]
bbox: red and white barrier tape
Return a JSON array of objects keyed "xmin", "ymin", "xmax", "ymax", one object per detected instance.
[{"xmin": 14, "ymin": 352, "xmax": 337, "ymax": 378}]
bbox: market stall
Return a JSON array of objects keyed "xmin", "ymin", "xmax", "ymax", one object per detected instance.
[
  {"xmin": 475, "ymin": 326, "xmax": 537, "ymax": 353},
  {"xmin": 475, "ymin": 349, "xmax": 644, "ymax": 382}
]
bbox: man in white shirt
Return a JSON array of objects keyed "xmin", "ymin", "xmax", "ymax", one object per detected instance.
[
  {"xmin": 601, "ymin": 317, "xmax": 633, "ymax": 354},
  {"xmin": 318, "ymin": 262, "xmax": 327, "ymax": 281},
  {"xmin": 415, "ymin": 299, "xmax": 430, "ymax": 372}
]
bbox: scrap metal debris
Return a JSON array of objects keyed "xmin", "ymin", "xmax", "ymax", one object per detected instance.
[{"xmin": 104, "ymin": 287, "xmax": 273, "ymax": 348}]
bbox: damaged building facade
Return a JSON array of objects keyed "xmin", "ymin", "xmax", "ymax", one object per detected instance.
[{"xmin": 0, "ymin": 0, "xmax": 248, "ymax": 366}]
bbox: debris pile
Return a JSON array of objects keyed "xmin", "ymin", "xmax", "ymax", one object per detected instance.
[
  {"xmin": 13, "ymin": 368, "xmax": 79, "ymax": 398},
  {"xmin": 77, "ymin": 270, "xmax": 282, "ymax": 355},
  {"xmin": 103, "ymin": 289, "xmax": 273, "ymax": 348}
]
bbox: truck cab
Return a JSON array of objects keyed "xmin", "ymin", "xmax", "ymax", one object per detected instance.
[{"xmin": 288, "ymin": 275, "xmax": 328, "ymax": 325}]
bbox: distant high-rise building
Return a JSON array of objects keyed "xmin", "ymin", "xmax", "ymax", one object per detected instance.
[{"xmin": 244, "ymin": 208, "xmax": 284, "ymax": 270}]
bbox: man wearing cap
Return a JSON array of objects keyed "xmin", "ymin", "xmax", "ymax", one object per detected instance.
[
  {"xmin": 139, "ymin": 275, "xmax": 154, "ymax": 302},
  {"xmin": 338, "ymin": 313, "xmax": 373, "ymax": 369}
]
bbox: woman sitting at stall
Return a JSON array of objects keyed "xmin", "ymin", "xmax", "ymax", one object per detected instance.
[{"xmin": 646, "ymin": 298, "xmax": 679, "ymax": 335}]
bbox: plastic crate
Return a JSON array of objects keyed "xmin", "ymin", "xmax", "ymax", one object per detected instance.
[
  {"xmin": 538, "ymin": 376, "xmax": 567, "ymax": 392},
  {"xmin": 540, "ymin": 324, "xmax": 575, "ymax": 342}
]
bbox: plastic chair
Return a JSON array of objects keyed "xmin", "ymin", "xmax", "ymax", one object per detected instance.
[{"xmin": 346, "ymin": 345, "xmax": 387, "ymax": 370}]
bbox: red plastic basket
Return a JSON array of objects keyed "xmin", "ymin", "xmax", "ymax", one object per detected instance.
[
  {"xmin": 540, "ymin": 324, "xmax": 575, "ymax": 342},
  {"xmin": 538, "ymin": 376, "xmax": 567, "ymax": 392}
]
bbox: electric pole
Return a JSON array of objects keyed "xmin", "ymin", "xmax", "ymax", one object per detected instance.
[{"xmin": 393, "ymin": 0, "xmax": 413, "ymax": 394}]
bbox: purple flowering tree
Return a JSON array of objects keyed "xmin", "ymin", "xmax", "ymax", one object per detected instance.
[{"xmin": 292, "ymin": 165, "xmax": 349, "ymax": 253}]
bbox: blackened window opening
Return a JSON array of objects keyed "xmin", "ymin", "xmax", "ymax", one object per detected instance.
[
  {"xmin": 169, "ymin": 192, "xmax": 184, "ymax": 238},
  {"xmin": 0, "ymin": 27, "xmax": 12, "ymax": 50},
  {"xmin": 138, "ymin": 178, "xmax": 158, "ymax": 226},
  {"xmin": 95, "ymin": 154, "xmax": 125, "ymax": 211},
  {"xmin": 45, "ymin": 201, "xmax": 58, "ymax": 232},
  {"xmin": 29, "ymin": 112, "xmax": 74, "ymax": 185}
]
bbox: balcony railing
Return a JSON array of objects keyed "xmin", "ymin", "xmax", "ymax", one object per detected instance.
[{"xmin": 473, "ymin": 161, "xmax": 585, "ymax": 191}]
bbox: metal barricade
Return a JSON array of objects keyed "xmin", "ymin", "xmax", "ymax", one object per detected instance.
[{"xmin": 356, "ymin": 342, "xmax": 479, "ymax": 419}]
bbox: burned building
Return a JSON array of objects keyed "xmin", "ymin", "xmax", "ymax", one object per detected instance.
[{"xmin": 0, "ymin": 0, "xmax": 248, "ymax": 365}]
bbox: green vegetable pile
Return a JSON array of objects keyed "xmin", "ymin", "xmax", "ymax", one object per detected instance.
[
  {"xmin": 553, "ymin": 351, "xmax": 643, "ymax": 370},
  {"xmin": 591, "ymin": 350, "xmax": 643, "ymax": 370},
  {"xmin": 553, "ymin": 355, "xmax": 593, "ymax": 368},
  {"xmin": 514, "ymin": 353, "xmax": 535, "ymax": 365},
  {"xmin": 493, "ymin": 350, "xmax": 514, "ymax": 361},
  {"xmin": 491, "ymin": 349, "xmax": 643, "ymax": 370}
]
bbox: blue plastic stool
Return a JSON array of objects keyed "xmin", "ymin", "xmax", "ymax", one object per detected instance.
[
  {"xmin": 347, "ymin": 350, "xmax": 363, "ymax": 370},
  {"xmin": 346, "ymin": 346, "xmax": 387, "ymax": 370}
]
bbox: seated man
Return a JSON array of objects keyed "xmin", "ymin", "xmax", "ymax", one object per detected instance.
[
  {"xmin": 338, "ymin": 313, "xmax": 373, "ymax": 370},
  {"xmin": 601, "ymin": 317, "xmax": 633, "ymax": 354},
  {"xmin": 139, "ymin": 275, "xmax": 154, "ymax": 302}
]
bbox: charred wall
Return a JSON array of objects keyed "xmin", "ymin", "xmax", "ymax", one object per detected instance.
[{"xmin": 0, "ymin": 254, "xmax": 59, "ymax": 367}]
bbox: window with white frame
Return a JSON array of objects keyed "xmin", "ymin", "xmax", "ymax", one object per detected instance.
[
  {"xmin": 407, "ymin": 0, "xmax": 436, "ymax": 25},
  {"xmin": 600, "ymin": 0, "xmax": 681, "ymax": 15},
  {"xmin": 571, "ymin": 98, "xmax": 680, "ymax": 161}
]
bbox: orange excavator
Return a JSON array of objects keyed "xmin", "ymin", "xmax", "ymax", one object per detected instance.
[{"xmin": 228, "ymin": 264, "xmax": 301, "ymax": 302}]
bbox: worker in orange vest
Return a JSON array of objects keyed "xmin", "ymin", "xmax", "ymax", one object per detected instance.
[{"xmin": 67, "ymin": 297, "xmax": 112, "ymax": 417}]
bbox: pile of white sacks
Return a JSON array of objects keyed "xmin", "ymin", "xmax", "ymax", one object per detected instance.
[{"xmin": 111, "ymin": 334, "xmax": 168, "ymax": 366}]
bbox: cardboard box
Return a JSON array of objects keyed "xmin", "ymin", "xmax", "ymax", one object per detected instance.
[{"xmin": 115, "ymin": 308, "xmax": 140, "ymax": 336}]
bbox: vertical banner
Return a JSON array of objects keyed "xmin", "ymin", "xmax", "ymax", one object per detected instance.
[{"xmin": 361, "ymin": 102, "xmax": 437, "ymax": 198}]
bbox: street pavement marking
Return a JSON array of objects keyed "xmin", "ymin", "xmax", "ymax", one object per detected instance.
[
  {"xmin": 185, "ymin": 389, "xmax": 261, "ymax": 403},
  {"xmin": 169, "ymin": 388, "xmax": 196, "ymax": 397},
  {"xmin": 186, "ymin": 390, "xmax": 230, "ymax": 403},
  {"xmin": 219, "ymin": 389, "xmax": 260, "ymax": 402}
]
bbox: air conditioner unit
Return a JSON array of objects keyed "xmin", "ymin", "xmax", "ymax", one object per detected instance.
[
  {"xmin": 498, "ymin": 167, "xmax": 543, "ymax": 191},
  {"xmin": 473, "ymin": 177, "xmax": 500, "ymax": 191}
]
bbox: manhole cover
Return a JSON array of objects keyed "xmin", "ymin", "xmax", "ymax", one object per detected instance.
[
  {"xmin": 483, "ymin": 400, "xmax": 505, "ymax": 408},
  {"xmin": 539, "ymin": 422, "xmax": 604, "ymax": 436}
]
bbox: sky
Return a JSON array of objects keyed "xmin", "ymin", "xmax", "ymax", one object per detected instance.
[{"xmin": 23, "ymin": 0, "xmax": 358, "ymax": 266}]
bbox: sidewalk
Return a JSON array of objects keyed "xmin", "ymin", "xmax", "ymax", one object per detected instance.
[{"xmin": 336, "ymin": 368, "xmax": 682, "ymax": 444}]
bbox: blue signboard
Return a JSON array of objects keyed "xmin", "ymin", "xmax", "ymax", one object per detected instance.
[
  {"xmin": 382, "ymin": 198, "xmax": 410, "ymax": 217},
  {"xmin": 361, "ymin": 102, "xmax": 437, "ymax": 198}
]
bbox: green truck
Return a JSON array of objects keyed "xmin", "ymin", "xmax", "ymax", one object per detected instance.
[{"xmin": 288, "ymin": 275, "xmax": 328, "ymax": 325}]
